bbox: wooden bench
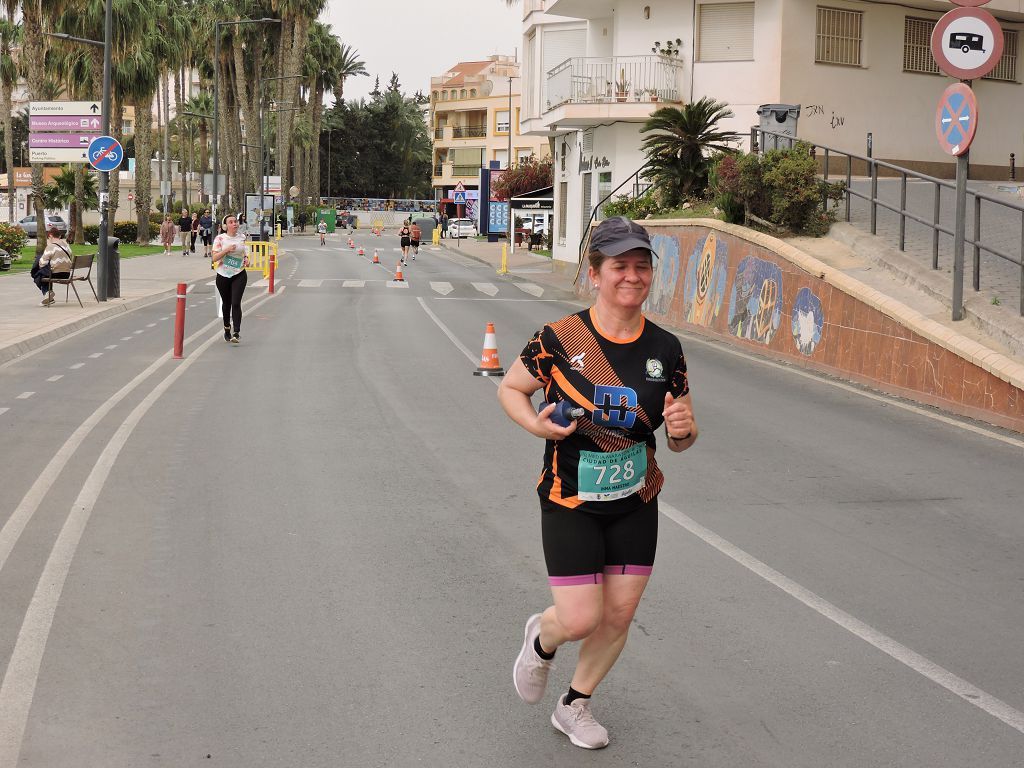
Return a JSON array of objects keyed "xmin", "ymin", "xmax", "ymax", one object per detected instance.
[{"xmin": 43, "ymin": 253, "xmax": 98, "ymax": 308}]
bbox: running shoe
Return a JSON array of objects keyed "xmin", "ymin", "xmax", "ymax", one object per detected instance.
[
  {"xmin": 223, "ymin": 326, "xmax": 231, "ymax": 342},
  {"xmin": 512, "ymin": 613, "xmax": 553, "ymax": 704},
  {"xmin": 231, "ymin": 333, "xmax": 240, "ymax": 344},
  {"xmin": 551, "ymin": 694, "xmax": 609, "ymax": 749}
]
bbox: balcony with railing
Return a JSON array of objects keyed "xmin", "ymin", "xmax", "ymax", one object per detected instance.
[
  {"xmin": 451, "ymin": 164, "xmax": 482, "ymax": 177},
  {"xmin": 433, "ymin": 164, "xmax": 444, "ymax": 177},
  {"xmin": 434, "ymin": 126, "xmax": 445, "ymax": 140},
  {"xmin": 543, "ymin": 55, "xmax": 684, "ymax": 127},
  {"xmin": 452, "ymin": 124, "xmax": 487, "ymax": 139}
]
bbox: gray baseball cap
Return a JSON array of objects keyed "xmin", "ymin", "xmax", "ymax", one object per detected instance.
[{"xmin": 590, "ymin": 216, "xmax": 656, "ymax": 259}]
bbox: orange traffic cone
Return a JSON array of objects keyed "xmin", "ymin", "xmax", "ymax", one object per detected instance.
[
  {"xmin": 473, "ymin": 322, "xmax": 504, "ymax": 377},
  {"xmin": 358, "ymin": 246, "xmax": 365, "ymax": 256},
  {"xmin": 393, "ymin": 261, "xmax": 405, "ymax": 282},
  {"xmin": 372, "ymin": 249, "xmax": 380, "ymax": 264}
]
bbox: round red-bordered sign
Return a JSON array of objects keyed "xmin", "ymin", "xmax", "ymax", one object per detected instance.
[
  {"xmin": 935, "ymin": 83, "xmax": 979, "ymax": 156},
  {"xmin": 948, "ymin": 0, "xmax": 992, "ymax": 7},
  {"xmin": 931, "ymin": 7, "xmax": 1004, "ymax": 80}
]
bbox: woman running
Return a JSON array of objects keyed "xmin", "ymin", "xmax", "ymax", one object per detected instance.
[
  {"xmin": 498, "ymin": 216, "xmax": 697, "ymax": 750},
  {"xmin": 318, "ymin": 218, "xmax": 327, "ymax": 245},
  {"xmin": 398, "ymin": 220, "xmax": 412, "ymax": 265},
  {"xmin": 211, "ymin": 214, "xmax": 250, "ymax": 344}
]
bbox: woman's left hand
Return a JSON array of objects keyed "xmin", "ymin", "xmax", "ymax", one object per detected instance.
[
  {"xmin": 663, "ymin": 392, "xmax": 693, "ymax": 439},
  {"xmin": 243, "ymin": 256, "xmax": 250, "ymax": 268}
]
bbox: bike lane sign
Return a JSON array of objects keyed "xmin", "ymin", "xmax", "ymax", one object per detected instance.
[
  {"xmin": 935, "ymin": 83, "xmax": 978, "ymax": 156},
  {"xmin": 930, "ymin": 6, "xmax": 1004, "ymax": 80},
  {"xmin": 87, "ymin": 135, "xmax": 123, "ymax": 172}
]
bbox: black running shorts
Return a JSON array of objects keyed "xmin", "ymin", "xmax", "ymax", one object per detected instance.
[{"xmin": 541, "ymin": 496, "xmax": 658, "ymax": 586}]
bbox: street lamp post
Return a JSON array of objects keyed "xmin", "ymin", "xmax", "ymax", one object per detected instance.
[{"xmin": 212, "ymin": 17, "xmax": 278, "ymax": 233}]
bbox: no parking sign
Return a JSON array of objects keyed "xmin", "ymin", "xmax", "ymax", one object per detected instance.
[{"xmin": 935, "ymin": 83, "xmax": 978, "ymax": 156}]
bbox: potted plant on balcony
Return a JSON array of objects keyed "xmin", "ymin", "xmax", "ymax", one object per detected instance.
[
  {"xmin": 645, "ymin": 88, "xmax": 660, "ymax": 103},
  {"xmin": 652, "ymin": 39, "xmax": 682, "ymax": 57},
  {"xmin": 614, "ymin": 70, "xmax": 630, "ymax": 102}
]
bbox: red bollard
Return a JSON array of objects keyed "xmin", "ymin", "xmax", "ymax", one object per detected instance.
[
  {"xmin": 268, "ymin": 254, "xmax": 276, "ymax": 294},
  {"xmin": 173, "ymin": 282, "xmax": 186, "ymax": 359}
]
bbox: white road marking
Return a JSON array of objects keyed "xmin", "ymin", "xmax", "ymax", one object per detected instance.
[
  {"xmin": 515, "ymin": 283, "xmax": 544, "ymax": 297},
  {"xmin": 121, "ymin": 337, "xmax": 132, "ymax": 341},
  {"xmin": 436, "ymin": 297, "xmax": 562, "ymax": 302},
  {"xmin": 46, "ymin": 375, "xmax": 63, "ymax": 383},
  {"xmin": 88, "ymin": 353, "xmax": 102, "ymax": 359},
  {"xmin": 68, "ymin": 363, "xmax": 84, "ymax": 370},
  {"xmin": 15, "ymin": 392, "xmax": 33, "ymax": 399},
  {"xmin": 386, "ymin": 281, "xmax": 409, "ymax": 289},
  {"xmin": 298, "ymin": 279, "xmax": 323, "ymax": 288},
  {"xmin": 659, "ymin": 500, "xmax": 1024, "ymax": 736},
  {"xmin": 133, "ymin": 330, "xmax": 144, "ymax": 334},
  {"xmin": 0, "ymin": 408, "xmax": 7, "ymax": 416},
  {"xmin": 342, "ymin": 280, "xmax": 365, "ymax": 288},
  {"xmin": 430, "ymin": 281, "xmax": 453, "ymax": 296},
  {"xmin": 471, "ymin": 282, "xmax": 498, "ymax": 297},
  {"xmin": 147, "ymin": 322, "xmax": 157, "ymax": 327},
  {"xmin": 416, "ymin": 298, "xmax": 499, "ymax": 389},
  {"xmin": 0, "ymin": 290, "xmax": 282, "ymax": 767},
  {"xmin": 105, "ymin": 345, "xmax": 117, "ymax": 350}
]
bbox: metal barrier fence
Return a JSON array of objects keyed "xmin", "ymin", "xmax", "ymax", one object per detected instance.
[{"xmin": 752, "ymin": 127, "xmax": 1024, "ymax": 317}]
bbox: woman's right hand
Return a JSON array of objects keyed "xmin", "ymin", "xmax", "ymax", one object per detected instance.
[{"xmin": 534, "ymin": 403, "xmax": 578, "ymax": 441}]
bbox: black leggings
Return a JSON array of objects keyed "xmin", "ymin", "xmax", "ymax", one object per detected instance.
[{"xmin": 216, "ymin": 270, "xmax": 247, "ymax": 333}]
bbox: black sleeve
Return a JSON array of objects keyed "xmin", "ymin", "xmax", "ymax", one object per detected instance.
[
  {"xmin": 670, "ymin": 341, "xmax": 689, "ymax": 398},
  {"xmin": 520, "ymin": 327, "xmax": 554, "ymax": 385}
]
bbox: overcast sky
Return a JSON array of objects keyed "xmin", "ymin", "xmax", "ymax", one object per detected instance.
[{"xmin": 321, "ymin": 1, "xmax": 524, "ymax": 103}]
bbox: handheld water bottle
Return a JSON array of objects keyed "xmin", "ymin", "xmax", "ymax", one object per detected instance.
[{"xmin": 540, "ymin": 400, "xmax": 586, "ymax": 428}]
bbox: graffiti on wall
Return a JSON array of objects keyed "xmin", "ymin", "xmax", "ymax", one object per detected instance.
[
  {"xmin": 644, "ymin": 234, "xmax": 681, "ymax": 316},
  {"xmin": 682, "ymin": 232, "xmax": 728, "ymax": 327},
  {"xmin": 727, "ymin": 256, "xmax": 784, "ymax": 344},
  {"xmin": 792, "ymin": 287, "xmax": 825, "ymax": 355}
]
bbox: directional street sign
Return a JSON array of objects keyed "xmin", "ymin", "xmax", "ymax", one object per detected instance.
[
  {"xmin": 931, "ymin": 6, "xmax": 1004, "ymax": 80},
  {"xmin": 87, "ymin": 135, "xmax": 123, "ymax": 172},
  {"xmin": 29, "ymin": 133, "xmax": 94, "ymax": 148},
  {"xmin": 29, "ymin": 100, "xmax": 102, "ymax": 117},
  {"xmin": 935, "ymin": 83, "xmax": 978, "ymax": 156},
  {"xmin": 29, "ymin": 147, "xmax": 89, "ymax": 163},
  {"xmin": 29, "ymin": 115, "xmax": 103, "ymax": 132}
]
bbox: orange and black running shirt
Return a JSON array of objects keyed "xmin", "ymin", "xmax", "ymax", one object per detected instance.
[{"xmin": 520, "ymin": 308, "xmax": 689, "ymax": 514}]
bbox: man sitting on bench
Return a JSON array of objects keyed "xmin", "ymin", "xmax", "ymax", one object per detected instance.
[{"xmin": 32, "ymin": 226, "xmax": 73, "ymax": 306}]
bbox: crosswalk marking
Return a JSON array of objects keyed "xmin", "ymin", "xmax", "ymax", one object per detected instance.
[
  {"xmin": 430, "ymin": 281, "xmax": 453, "ymax": 296},
  {"xmin": 47, "ymin": 375, "xmax": 63, "ymax": 382},
  {"xmin": 386, "ymin": 280, "xmax": 409, "ymax": 289},
  {"xmin": 342, "ymin": 280, "xmax": 365, "ymax": 287},
  {"xmin": 0, "ymin": 407, "xmax": 7, "ymax": 416},
  {"xmin": 16, "ymin": 392, "xmax": 33, "ymax": 399},
  {"xmin": 516, "ymin": 283, "xmax": 544, "ymax": 297},
  {"xmin": 298, "ymin": 279, "xmax": 323, "ymax": 288},
  {"xmin": 471, "ymin": 282, "xmax": 498, "ymax": 297}
]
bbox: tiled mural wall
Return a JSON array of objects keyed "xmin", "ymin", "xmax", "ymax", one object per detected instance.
[{"xmin": 576, "ymin": 222, "xmax": 1024, "ymax": 433}]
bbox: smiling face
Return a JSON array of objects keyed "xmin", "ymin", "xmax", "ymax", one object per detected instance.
[{"xmin": 589, "ymin": 249, "xmax": 653, "ymax": 311}]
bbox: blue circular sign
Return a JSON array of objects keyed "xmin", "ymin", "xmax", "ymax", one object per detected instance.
[{"xmin": 87, "ymin": 135, "xmax": 123, "ymax": 171}]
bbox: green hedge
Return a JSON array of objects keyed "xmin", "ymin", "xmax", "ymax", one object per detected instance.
[{"xmin": 82, "ymin": 221, "xmax": 160, "ymax": 244}]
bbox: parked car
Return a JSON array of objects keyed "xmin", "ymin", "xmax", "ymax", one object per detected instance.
[
  {"xmin": 16, "ymin": 214, "xmax": 69, "ymax": 239},
  {"xmin": 448, "ymin": 217, "xmax": 476, "ymax": 238}
]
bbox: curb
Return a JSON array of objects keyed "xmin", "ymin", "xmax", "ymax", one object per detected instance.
[
  {"xmin": 438, "ymin": 241, "xmax": 561, "ymax": 286},
  {"xmin": 0, "ymin": 287, "xmax": 178, "ymax": 368}
]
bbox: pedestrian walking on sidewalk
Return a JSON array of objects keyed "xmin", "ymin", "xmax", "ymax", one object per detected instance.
[
  {"xmin": 440, "ymin": 212, "xmax": 449, "ymax": 239},
  {"xmin": 398, "ymin": 220, "xmax": 411, "ymax": 265},
  {"xmin": 211, "ymin": 214, "xmax": 250, "ymax": 344},
  {"xmin": 177, "ymin": 208, "xmax": 191, "ymax": 255},
  {"xmin": 189, "ymin": 212, "xmax": 200, "ymax": 253},
  {"xmin": 159, "ymin": 214, "xmax": 175, "ymax": 256},
  {"xmin": 32, "ymin": 227, "xmax": 73, "ymax": 306},
  {"xmin": 497, "ymin": 216, "xmax": 698, "ymax": 750},
  {"xmin": 199, "ymin": 209, "xmax": 214, "ymax": 257}
]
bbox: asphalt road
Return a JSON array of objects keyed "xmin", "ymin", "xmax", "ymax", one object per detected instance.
[{"xmin": 1, "ymin": 231, "xmax": 1022, "ymax": 767}]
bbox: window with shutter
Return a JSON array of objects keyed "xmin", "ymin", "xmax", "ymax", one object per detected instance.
[
  {"xmin": 697, "ymin": 3, "xmax": 755, "ymax": 62},
  {"xmin": 903, "ymin": 17, "xmax": 1017, "ymax": 82},
  {"xmin": 815, "ymin": 6, "xmax": 863, "ymax": 66}
]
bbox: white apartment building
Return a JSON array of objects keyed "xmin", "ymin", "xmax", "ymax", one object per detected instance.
[{"xmin": 520, "ymin": 0, "xmax": 1024, "ymax": 266}]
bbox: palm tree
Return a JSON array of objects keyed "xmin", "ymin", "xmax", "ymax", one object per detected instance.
[
  {"xmin": 20, "ymin": 0, "xmax": 50, "ymax": 255},
  {"xmin": 640, "ymin": 99, "xmax": 740, "ymax": 205},
  {"xmin": 41, "ymin": 164, "xmax": 97, "ymax": 236},
  {"xmin": 0, "ymin": 16, "xmax": 20, "ymax": 225}
]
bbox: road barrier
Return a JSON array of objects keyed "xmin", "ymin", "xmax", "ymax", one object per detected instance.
[{"xmin": 246, "ymin": 241, "xmax": 279, "ymax": 280}]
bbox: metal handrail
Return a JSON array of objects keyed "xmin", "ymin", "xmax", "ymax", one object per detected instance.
[
  {"xmin": 574, "ymin": 164, "xmax": 652, "ymax": 284},
  {"xmin": 753, "ymin": 126, "xmax": 1024, "ymax": 316}
]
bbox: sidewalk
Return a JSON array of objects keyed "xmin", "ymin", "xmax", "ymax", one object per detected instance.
[
  {"xmin": 0, "ymin": 249, "xmax": 216, "ymax": 366},
  {"xmin": 438, "ymin": 237, "xmax": 576, "ymax": 293}
]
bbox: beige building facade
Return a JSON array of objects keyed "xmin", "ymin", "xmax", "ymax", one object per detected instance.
[
  {"xmin": 429, "ymin": 56, "xmax": 550, "ymax": 207},
  {"xmin": 521, "ymin": 0, "xmax": 1024, "ymax": 265}
]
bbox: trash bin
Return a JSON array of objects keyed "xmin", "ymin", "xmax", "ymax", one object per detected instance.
[
  {"xmin": 756, "ymin": 104, "xmax": 800, "ymax": 147},
  {"xmin": 106, "ymin": 236, "xmax": 120, "ymax": 298}
]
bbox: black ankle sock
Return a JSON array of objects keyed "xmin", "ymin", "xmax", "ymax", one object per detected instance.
[
  {"xmin": 564, "ymin": 687, "xmax": 590, "ymax": 706},
  {"xmin": 533, "ymin": 636, "xmax": 555, "ymax": 660}
]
